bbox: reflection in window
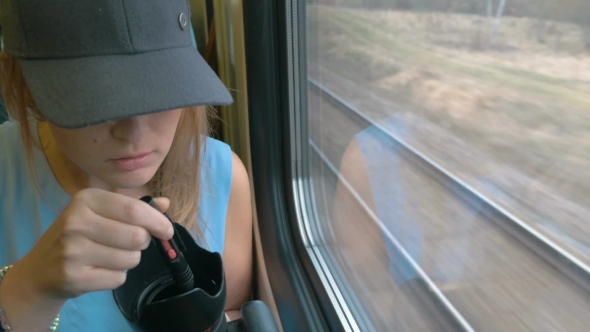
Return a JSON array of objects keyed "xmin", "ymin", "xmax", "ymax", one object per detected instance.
[{"xmin": 307, "ymin": 1, "xmax": 590, "ymax": 330}]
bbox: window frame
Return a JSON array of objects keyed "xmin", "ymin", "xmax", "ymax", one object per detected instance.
[
  {"xmin": 243, "ymin": 0, "xmax": 336, "ymax": 330},
  {"xmin": 244, "ymin": 0, "xmax": 381, "ymax": 330}
]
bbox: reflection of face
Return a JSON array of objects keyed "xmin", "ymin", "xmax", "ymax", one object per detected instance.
[{"xmin": 47, "ymin": 109, "xmax": 183, "ymax": 190}]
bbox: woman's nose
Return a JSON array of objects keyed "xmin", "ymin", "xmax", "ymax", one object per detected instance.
[{"xmin": 110, "ymin": 115, "xmax": 146, "ymax": 143}]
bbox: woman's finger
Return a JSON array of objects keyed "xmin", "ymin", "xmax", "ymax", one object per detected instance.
[
  {"xmin": 72, "ymin": 267, "xmax": 129, "ymax": 293},
  {"xmin": 82, "ymin": 189, "xmax": 172, "ymax": 240},
  {"xmin": 80, "ymin": 215, "xmax": 152, "ymax": 251},
  {"xmin": 84, "ymin": 242, "xmax": 142, "ymax": 271}
]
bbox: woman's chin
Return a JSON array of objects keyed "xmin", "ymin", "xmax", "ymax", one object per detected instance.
[{"xmin": 103, "ymin": 169, "xmax": 156, "ymax": 190}]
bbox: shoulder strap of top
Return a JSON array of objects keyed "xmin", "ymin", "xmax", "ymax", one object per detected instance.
[{"xmin": 198, "ymin": 137, "xmax": 233, "ymax": 254}]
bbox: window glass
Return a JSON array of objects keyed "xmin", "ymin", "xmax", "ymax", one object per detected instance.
[{"xmin": 306, "ymin": 1, "xmax": 590, "ymax": 330}]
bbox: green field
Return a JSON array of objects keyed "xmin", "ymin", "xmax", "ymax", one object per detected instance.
[{"xmin": 308, "ymin": 5, "xmax": 590, "ymax": 256}]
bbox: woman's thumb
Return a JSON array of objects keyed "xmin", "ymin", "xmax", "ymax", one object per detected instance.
[{"xmin": 152, "ymin": 197, "xmax": 171, "ymax": 213}]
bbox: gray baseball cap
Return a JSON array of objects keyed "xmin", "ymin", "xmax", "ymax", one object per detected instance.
[{"xmin": 0, "ymin": 0, "xmax": 233, "ymax": 128}]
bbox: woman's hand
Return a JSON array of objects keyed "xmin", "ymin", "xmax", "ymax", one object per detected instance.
[
  {"xmin": 16, "ymin": 188, "xmax": 173, "ymax": 300},
  {"xmin": 0, "ymin": 188, "xmax": 174, "ymax": 330}
]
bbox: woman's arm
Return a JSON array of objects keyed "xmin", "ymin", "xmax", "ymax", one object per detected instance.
[
  {"xmin": 222, "ymin": 152, "xmax": 253, "ymax": 319},
  {"xmin": 0, "ymin": 263, "xmax": 64, "ymax": 331},
  {"xmin": 332, "ymin": 138, "xmax": 395, "ymax": 295}
]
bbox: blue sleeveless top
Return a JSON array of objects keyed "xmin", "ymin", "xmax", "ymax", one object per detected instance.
[{"xmin": 0, "ymin": 120, "xmax": 233, "ymax": 331}]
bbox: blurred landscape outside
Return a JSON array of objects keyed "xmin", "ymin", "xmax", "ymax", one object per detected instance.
[{"xmin": 307, "ymin": 0, "xmax": 590, "ymax": 265}]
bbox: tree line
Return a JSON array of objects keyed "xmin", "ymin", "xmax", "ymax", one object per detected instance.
[{"xmin": 314, "ymin": 0, "xmax": 590, "ymax": 28}]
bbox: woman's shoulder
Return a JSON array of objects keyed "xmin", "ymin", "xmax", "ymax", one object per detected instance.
[
  {"xmin": 0, "ymin": 119, "xmax": 20, "ymax": 150},
  {"xmin": 0, "ymin": 120, "xmax": 24, "ymax": 174},
  {"xmin": 0, "ymin": 119, "xmax": 41, "ymax": 161},
  {"xmin": 203, "ymin": 136, "xmax": 231, "ymax": 158},
  {"xmin": 201, "ymin": 136, "xmax": 233, "ymax": 181},
  {"xmin": 197, "ymin": 137, "xmax": 234, "ymax": 253},
  {"xmin": 200, "ymin": 136, "xmax": 233, "ymax": 201}
]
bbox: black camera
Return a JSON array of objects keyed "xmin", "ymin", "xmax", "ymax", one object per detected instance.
[{"xmin": 112, "ymin": 197, "xmax": 279, "ymax": 332}]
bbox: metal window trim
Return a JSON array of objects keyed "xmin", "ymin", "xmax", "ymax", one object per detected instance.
[
  {"xmin": 284, "ymin": 0, "xmax": 376, "ymax": 331},
  {"xmin": 242, "ymin": 0, "xmax": 335, "ymax": 329}
]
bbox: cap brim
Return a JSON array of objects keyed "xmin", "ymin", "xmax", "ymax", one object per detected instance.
[{"xmin": 19, "ymin": 46, "xmax": 233, "ymax": 129}]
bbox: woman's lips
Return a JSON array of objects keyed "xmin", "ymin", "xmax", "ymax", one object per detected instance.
[{"xmin": 110, "ymin": 153, "xmax": 151, "ymax": 170}]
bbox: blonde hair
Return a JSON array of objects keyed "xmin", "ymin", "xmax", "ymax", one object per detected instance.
[{"xmin": 0, "ymin": 52, "xmax": 211, "ymax": 241}]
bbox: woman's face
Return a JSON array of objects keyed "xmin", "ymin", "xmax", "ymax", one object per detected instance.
[{"xmin": 47, "ymin": 109, "xmax": 183, "ymax": 190}]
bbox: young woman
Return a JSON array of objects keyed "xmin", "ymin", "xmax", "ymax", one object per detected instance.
[{"xmin": 0, "ymin": 0, "xmax": 252, "ymax": 330}]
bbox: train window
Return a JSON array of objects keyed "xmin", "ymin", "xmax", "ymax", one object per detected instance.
[{"xmin": 297, "ymin": 0, "xmax": 590, "ymax": 331}]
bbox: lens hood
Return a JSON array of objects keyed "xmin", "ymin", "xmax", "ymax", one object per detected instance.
[{"xmin": 113, "ymin": 222, "xmax": 226, "ymax": 332}]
